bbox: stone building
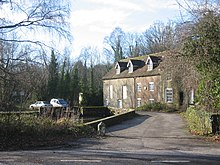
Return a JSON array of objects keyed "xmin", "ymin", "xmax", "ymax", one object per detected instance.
[{"xmin": 102, "ymin": 52, "xmax": 178, "ymax": 109}]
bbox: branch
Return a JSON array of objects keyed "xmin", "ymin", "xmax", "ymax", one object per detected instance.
[
  {"xmin": 0, "ymin": 0, "xmax": 71, "ymax": 41},
  {"xmin": 0, "ymin": 38, "xmax": 53, "ymax": 49}
]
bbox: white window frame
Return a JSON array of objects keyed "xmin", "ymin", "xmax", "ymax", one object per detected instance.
[
  {"xmin": 137, "ymin": 98, "xmax": 141, "ymax": 107},
  {"xmin": 137, "ymin": 83, "xmax": 142, "ymax": 92},
  {"xmin": 189, "ymin": 88, "xmax": 194, "ymax": 104},
  {"xmin": 166, "ymin": 88, "xmax": 173, "ymax": 103},
  {"xmin": 118, "ymin": 99, "xmax": 122, "ymax": 108},
  {"xmin": 122, "ymin": 85, "xmax": 127, "ymax": 100},
  {"xmin": 109, "ymin": 85, "xmax": 113, "ymax": 99},
  {"xmin": 149, "ymin": 82, "xmax": 154, "ymax": 91},
  {"xmin": 115, "ymin": 63, "xmax": 120, "ymax": 74},
  {"xmin": 127, "ymin": 61, "xmax": 133, "ymax": 73},
  {"xmin": 149, "ymin": 98, "xmax": 154, "ymax": 103},
  {"xmin": 105, "ymin": 99, "xmax": 109, "ymax": 106},
  {"xmin": 116, "ymin": 67, "xmax": 120, "ymax": 74},
  {"xmin": 147, "ymin": 59, "xmax": 153, "ymax": 71}
]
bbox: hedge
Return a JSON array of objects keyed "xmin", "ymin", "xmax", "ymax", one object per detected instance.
[{"xmin": 184, "ymin": 106, "xmax": 212, "ymax": 135}]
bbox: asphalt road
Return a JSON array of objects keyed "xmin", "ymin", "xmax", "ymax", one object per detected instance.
[{"xmin": 0, "ymin": 112, "xmax": 220, "ymax": 165}]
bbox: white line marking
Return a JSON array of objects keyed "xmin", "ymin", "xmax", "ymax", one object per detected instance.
[
  {"xmin": 151, "ymin": 160, "xmax": 190, "ymax": 163},
  {"xmin": 1, "ymin": 159, "xmax": 15, "ymax": 162},
  {"xmin": 61, "ymin": 159, "xmax": 102, "ymax": 163}
]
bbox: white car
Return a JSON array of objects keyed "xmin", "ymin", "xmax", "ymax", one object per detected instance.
[
  {"xmin": 29, "ymin": 101, "xmax": 52, "ymax": 110},
  {"xmin": 50, "ymin": 99, "xmax": 69, "ymax": 108}
]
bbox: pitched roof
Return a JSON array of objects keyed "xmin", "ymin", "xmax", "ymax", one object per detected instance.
[
  {"xmin": 128, "ymin": 59, "xmax": 145, "ymax": 68},
  {"xmin": 116, "ymin": 61, "xmax": 127, "ymax": 68},
  {"xmin": 103, "ymin": 52, "xmax": 167, "ymax": 80},
  {"xmin": 103, "ymin": 64, "xmax": 161, "ymax": 80},
  {"xmin": 149, "ymin": 56, "xmax": 162, "ymax": 63}
]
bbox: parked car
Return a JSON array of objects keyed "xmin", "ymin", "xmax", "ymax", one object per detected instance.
[
  {"xmin": 50, "ymin": 98, "xmax": 69, "ymax": 108},
  {"xmin": 29, "ymin": 101, "xmax": 52, "ymax": 110}
]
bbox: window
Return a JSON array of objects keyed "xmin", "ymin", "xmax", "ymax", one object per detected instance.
[
  {"xmin": 166, "ymin": 88, "xmax": 173, "ymax": 103},
  {"xmin": 109, "ymin": 85, "xmax": 113, "ymax": 99},
  {"xmin": 116, "ymin": 64, "xmax": 120, "ymax": 74},
  {"xmin": 137, "ymin": 98, "xmax": 141, "ymax": 107},
  {"xmin": 122, "ymin": 85, "xmax": 127, "ymax": 99},
  {"xmin": 189, "ymin": 88, "xmax": 194, "ymax": 105},
  {"xmin": 137, "ymin": 83, "xmax": 142, "ymax": 92},
  {"xmin": 147, "ymin": 59, "xmax": 153, "ymax": 71},
  {"xmin": 166, "ymin": 72, "xmax": 172, "ymax": 80},
  {"xmin": 118, "ymin": 99, "xmax": 122, "ymax": 108},
  {"xmin": 149, "ymin": 98, "xmax": 154, "ymax": 103},
  {"xmin": 104, "ymin": 99, "xmax": 109, "ymax": 106},
  {"xmin": 115, "ymin": 63, "xmax": 120, "ymax": 74},
  {"xmin": 149, "ymin": 82, "xmax": 154, "ymax": 91},
  {"xmin": 127, "ymin": 61, "xmax": 134, "ymax": 73}
]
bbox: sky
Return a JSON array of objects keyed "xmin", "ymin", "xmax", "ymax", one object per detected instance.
[{"xmin": 70, "ymin": 0, "xmax": 183, "ymax": 58}]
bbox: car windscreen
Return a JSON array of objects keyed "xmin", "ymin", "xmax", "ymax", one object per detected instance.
[
  {"xmin": 58, "ymin": 100, "xmax": 67, "ymax": 104},
  {"xmin": 42, "ymin": 101, "xmax": 50, "ymax": 104}
]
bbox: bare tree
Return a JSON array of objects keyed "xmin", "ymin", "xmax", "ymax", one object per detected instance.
[
  {"xmin": 142, "ymin": 21, "xmax": 177, "ymax": 54},
  {"xmin": 0, "ymin": 41, "xmax": 47, "ymax": 110},
  {"xmin": 176, "ymin": 0, "xmax": 220, "ymax": 21},
  {"xmin": 103, "ymin": 27, "xmax": 126, "ymax": 62},
  {"xmin": 0, "ymin": 0, "xmax": 71, "ymax": 47},
  {"xmin": 0, "ymin": 0, "xmax": 72, "ymax": 110},
  {"xmin": 125, "ymin": 32, "xmax": 141, "ymax": 57}
]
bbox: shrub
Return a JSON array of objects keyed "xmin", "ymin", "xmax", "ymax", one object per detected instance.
[
  {"xmin": 0, "ymin": 114, "xmax": 95, "ymax": 150},
  {"xmin": 136, "ymin": 102, "xmax": 175, "ymax": 112},
  {"xmin": 183, "ymin": 106, "xmax": 212, "ymax": 135}
]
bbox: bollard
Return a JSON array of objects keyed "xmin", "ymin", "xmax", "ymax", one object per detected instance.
[
  {"xmin": 97, "ymin": 122, "xmax": 106, "ymax": 136},
  {"xmin": 211, "ymin": 114, "xmax": 220, "ymax": 135}
]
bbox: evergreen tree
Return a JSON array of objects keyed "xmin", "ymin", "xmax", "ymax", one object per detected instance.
[
  {"xmin": 47, "ymin": 50, "xmax": 59, "ymax": 99},
  {"xmin": 89, "ymin": 63, "xmax": 94, "ymax": 97},
  {"xmin": 63, "ymin": 70, "xmax": 71, "ymax": 100},
  {"xmin": 86, "ymin": 63, "xmax": 95, "ymax": 106},
  {"xmin": 80, "ymin": 60, "xmax": 89, "ymax": 105},
  {"xmin": 70, "ymin": 67, "xmax": 80, "ymax": 106},
  {"xmin": 58, "ymin": 59, "xmax": 66, "ymax": 98}
]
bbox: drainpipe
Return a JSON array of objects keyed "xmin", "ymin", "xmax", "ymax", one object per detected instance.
[{"xmin": 133, "ymin": 77, "xmax": 136, "ymax": 108}]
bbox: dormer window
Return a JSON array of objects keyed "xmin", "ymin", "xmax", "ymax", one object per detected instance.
[
  {"xmin": 127, "ymin": 59, "xmax": 145, "ymax": 73},
  {"xmin": 146, "ymin": 56, "xmax": 161, "ymax": 71},
  {"xmin": 115, "ymin": 62, "xmax": 127, "ymax": 75},
  {"xmin": 146, "ymin": 58, "xmax": 153, "ymax": 71},
  {"xmin": 127, "ymin": 60, "xmax": 133, "ymax": 73},
  {"xmin": 115, "ymin": 64, "xmax": 120, "ymax": 74}
]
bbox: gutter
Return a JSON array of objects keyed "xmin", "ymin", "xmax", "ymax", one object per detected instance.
[{"xmin": 102, "ymin": 73, "xmax": 160, "ymax": 80}]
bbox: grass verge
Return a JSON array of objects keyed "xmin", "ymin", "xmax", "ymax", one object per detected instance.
[{"xmin": 0, "ymin": 114, "xmax": 95, "ymax": 151}]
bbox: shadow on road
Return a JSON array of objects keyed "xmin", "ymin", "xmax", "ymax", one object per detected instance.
[{"xmin": 106, "ymin": 112, "xmax": 151, "ymax": 132}]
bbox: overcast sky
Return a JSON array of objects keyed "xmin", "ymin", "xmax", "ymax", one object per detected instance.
[{"xmin": 70, "ymin": 0, "xmax": 183, "ymax": 57}]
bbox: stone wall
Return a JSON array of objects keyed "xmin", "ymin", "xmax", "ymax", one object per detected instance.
[
  {"xmin": 135, "ymin": 75, "xmax": 162, "ymax": 106},
  {"xmin": 103, "ymin": 78, "xmax": 135, "ymax": 108}
]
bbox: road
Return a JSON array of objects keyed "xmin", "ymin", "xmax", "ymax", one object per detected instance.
[{"xmin": 0, "ymin": 112, "xmax": 220, "ymax": 165}]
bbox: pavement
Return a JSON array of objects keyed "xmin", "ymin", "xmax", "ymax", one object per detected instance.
[{"xmin": 0, "ymin": 111, "xmax": 220, "ymax": 165}]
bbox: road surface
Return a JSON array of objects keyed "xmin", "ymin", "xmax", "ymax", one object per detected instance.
[{"xmin": 0, "ymin": 112, "xmax": 220, "ymax": 164}]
